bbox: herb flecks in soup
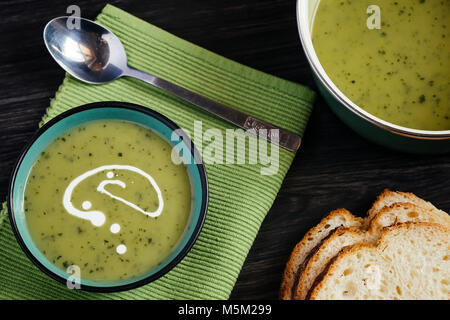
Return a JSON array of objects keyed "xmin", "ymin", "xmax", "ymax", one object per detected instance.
[
  {"xmin": 313, "ymin": 0, "xmax": 450, "ymax": 130},
  {"xmin": 24, "ymin": 121, "xmax": 192, "ymax": 282}
]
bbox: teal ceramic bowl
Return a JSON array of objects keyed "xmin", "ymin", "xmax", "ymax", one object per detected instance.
[
  {"xmin": 8, "ymin": 102, "xmax": 208, "ymax": 292},
  {"xmin": 296, "ymin": 0, "xmax": 450, "ymax": 154}
]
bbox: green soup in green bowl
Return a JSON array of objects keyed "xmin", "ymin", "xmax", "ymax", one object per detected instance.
[
  {"xmin": 8, "ymin": 102, "xmax": 208, "ymax": 292},
  {"xmin": 297, "ymin": 0, "xmax": 450, "ymax": 153}
]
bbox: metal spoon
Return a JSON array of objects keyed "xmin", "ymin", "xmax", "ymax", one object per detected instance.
[{"xmin": 43, "ymin": 16, "xmax": 301, "ymax": 151}]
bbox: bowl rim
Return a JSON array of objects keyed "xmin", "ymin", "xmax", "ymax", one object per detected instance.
[
  {"xmin": 296, "ymin": 0, "xmax": 450, "ymax": 140},
  {"xmin": 7, "ymin": 101, "xmax": 209, "ymax": 293}
]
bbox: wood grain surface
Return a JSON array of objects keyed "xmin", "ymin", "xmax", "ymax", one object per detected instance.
[{"xmin": 0, "ymin": 0, "xmax": 448, "ymax": 300}]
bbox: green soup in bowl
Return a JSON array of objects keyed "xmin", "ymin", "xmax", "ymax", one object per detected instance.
[
  {"xmin": 8, "ymin": 102, "xmax": 208, "ymax": 292},
  {"xmin": 313, "ymin": 0, "xmax": 449, "ymax": 131},
  {"xmin": 297, "ymin": 0, "xmax": 450, "ymax": 153}
]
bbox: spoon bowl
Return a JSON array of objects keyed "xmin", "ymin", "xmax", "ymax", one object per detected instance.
[{"xmin": 44, "ymin": 17, "xmax": 127, "ymax": 84}]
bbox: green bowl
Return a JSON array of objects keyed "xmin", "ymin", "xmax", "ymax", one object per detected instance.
[
  {"xmin": 296, "ymin": 0, "xmax": 450, "ymax": 153},
  {"xmin": 7, "ymin": 102, "xmax": 208, "ymax": 292}
]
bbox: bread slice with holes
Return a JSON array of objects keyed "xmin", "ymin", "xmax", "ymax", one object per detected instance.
[
  {"xmin": 293, "ymin": 202, "xmax": 450, "ymax": 299},
  {"xmin": 308, "ymin": 222, "xmax": 450, "ymax": 300},
  {"xmin": 368, "ymin": 202, "xmax": 450, "ymax": 235},
  {"xmin": 365, "ymin": 189, "xmax": 448, "ymax": 227},
  {"xmin": 279, "ymin": 208, "xmax": 363, "ymax": 299}
]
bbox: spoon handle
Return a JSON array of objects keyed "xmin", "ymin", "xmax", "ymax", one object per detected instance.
[{"xmin": 124, "ymin": 67, "xmax": 301, "ymax": 152}]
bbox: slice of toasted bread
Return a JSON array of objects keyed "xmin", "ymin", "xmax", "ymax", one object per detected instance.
[
  {"xmin": 368, "ymin": 202, "xmax": 450, "ymax": 235},
  {"xmin": 294, "ymin": 227, "xmax": 366, "ymax": 299},
  {"xmin": 279, "ymin": 208, "xmax": 363, "ymax": 300},
  {"xmin": 308, "ymin": 222, "xmax": 450, "ymax": 300},
  {"xmin": 294, "ymin": 202, "xmax": 450, "ymax": 299},
  {"xmin": 365, "ymin": 189, "xmax": 448, "ymax": 227}
]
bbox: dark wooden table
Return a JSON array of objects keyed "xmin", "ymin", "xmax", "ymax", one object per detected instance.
[{"xmin": 1, "ymin": 0, "xmax": 448, "ymax": 300}]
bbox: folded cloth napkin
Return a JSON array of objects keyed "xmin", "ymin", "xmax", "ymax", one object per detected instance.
[{"xmin": 0, "ymin": 4, "xmax": 315, "ymax": 299}]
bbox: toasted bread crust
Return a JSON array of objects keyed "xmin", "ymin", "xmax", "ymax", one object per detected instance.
[
  {"xmin": 305, "ymin": 245, "xmax": 343, "ymax": 300},
  {"xmin": 291, "ymin": 226, "xmax": 352, "ymax": 299},
  {"xmin": 367, "ymin": 189, "xmax": 448, "ymax": 223},
  {"xmin": 308, "ymin": 222, "xmax": 449, "ymax": 300},
  {"xmin": 368, "ymin": 202, "xmax": 450, "ymax": 234},
  {"xmin": 279, "ymin": 208, "xmax": 362, "ymax": 299},
  {"xmin": 294, "ymin": 227, "xmax": 363, "ymax": 299}
]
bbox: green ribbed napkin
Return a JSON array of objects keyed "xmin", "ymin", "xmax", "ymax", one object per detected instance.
[{"xmin": 0, "ymin": 4, "xmax": 315, "ymax": 299}]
